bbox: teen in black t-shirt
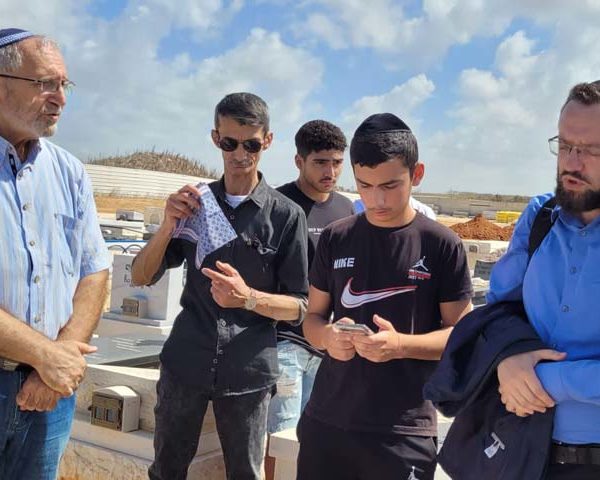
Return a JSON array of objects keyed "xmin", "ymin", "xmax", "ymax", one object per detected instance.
[
  {"xmin": 278, "ymin": 181, "xmax": 355, "ymax": 266},
  {"xmin": 275, "ymin": 181, "xmax": 354, "ymax": 355},
  {"xmin": 265, "ymin": 120, "xmax": 354, "ymax": 480},
  {"xmin": 298, "ymin": 113, "xmax": 472, "ymax": 480}
]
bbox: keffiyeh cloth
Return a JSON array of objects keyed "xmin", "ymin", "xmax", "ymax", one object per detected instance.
[{"xmin": 172, "ymin": 183, "xmax": 237, "ymax": 268}]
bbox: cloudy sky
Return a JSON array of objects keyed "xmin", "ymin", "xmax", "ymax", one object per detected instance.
[{"xmin": 3, "ymin": 1, "xmax": 600, "ymax": 194}]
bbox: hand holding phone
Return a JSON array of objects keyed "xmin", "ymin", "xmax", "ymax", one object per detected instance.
[{"xmin": 334, "ymin": 322, "xmax": 373, "ymax": 335}]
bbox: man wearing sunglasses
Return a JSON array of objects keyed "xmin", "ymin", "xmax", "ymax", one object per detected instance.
[
  {"xmin": 487, "ymin": 80, "xmax": 600, "ymax": 479},
  {"xmin": 132, "ymin": 92, "xmax": 309, "ymax": 480},
  {"xmin": 0, "ymin": 29, "xmax": 110, "ymax": 479}
]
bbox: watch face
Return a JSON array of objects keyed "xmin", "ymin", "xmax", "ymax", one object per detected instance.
[{"xmin": 244, "ymin": 295, "xmax": 257, "ymax": 310}]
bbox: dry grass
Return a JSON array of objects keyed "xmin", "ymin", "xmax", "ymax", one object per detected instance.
[
  {"xmin": 88, "ymin": 149, "xmax": 219, "ymax": 179},
  {"xmin": 90, "ymin": 150, "xmax": 219, "ymax": 215}
]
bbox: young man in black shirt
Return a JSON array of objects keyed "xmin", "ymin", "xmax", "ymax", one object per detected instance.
[
  {"xmin": 298, "ymin": 113, "xmax": 472, "ymax": 480},
  {"xmin": 131, "ymin": 93, "xmax": 308, "ymax": 480},
  {"xmin": 265, "ymin": 120, "xmax": 354, "ymax": 476}
]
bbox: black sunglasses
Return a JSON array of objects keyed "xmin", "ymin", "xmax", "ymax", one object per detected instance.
[{"xmin": 217, "ymin": 136, "xmax": 263, "ymax": 154}]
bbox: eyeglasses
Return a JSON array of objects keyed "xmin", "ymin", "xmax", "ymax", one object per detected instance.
[
  {"xmin": 216, "ymin": 135, "xmax": 263, "ymax": 154},
  {"xmin": 0, "ymin": 73, "xmax": 75, "ymax": 95},
  {"xmin": 548, "ymin": 135, "xmax": 600, "ymax": 159}
]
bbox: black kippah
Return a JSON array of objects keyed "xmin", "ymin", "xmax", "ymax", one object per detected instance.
[{"xmin": 353, "ymin": 113, "xmax": 411, "ymax": 137}]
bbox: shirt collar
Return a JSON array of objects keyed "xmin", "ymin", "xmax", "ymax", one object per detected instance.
[
  {"xmin": 556, "ymin": 203, "xmax": 600, "ymax": 230},
  {"xmin": 214, "ymin": 171, "xmax": 269, "ymax": 208},
  {"xmin": 556, "ymin": 205, "xmax": 584, "ymax": 229},
  {"xmin": 551, "ymin": 205, "xmax": 560, "ymax": 223},
  {"xmin": 0, "ymin": 135, "xmax": 42, "ymax": 164},
  {"xmin": 0, "ymin": 135, "xmax": 12, "ymax": 160}
]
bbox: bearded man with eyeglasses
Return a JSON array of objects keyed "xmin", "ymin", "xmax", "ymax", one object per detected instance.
[
  {"xmin": 0, "ymin": 28, "xmax": 110, "ymax": 480},
  {"xmin": 487, "ymin": 80, "xmax": 600, "ymax": 479},
  {"xmin": 132, "ymin": 92, "xmax": 309, "ymax": 480}
]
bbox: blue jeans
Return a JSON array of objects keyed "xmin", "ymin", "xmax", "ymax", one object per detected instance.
[
  {"xmin": 267, "ymin": 340, "xmax": 322, "ymax": 434},
  {"xmin": 0, "ymin": 369, "xmax": 75, "ymax": 480},
  {"xmin": 149, "ymin": 367, "xmax": 273, "ymax": 480}
]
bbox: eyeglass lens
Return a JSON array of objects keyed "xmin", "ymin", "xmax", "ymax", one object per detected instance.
[
  {"xmin": 218, "ymin": 137, "xmax": 263, "ymax": 153},
  {"xmin": 43, "ymin": 79, "xmax": 74, "ymax": 94}
]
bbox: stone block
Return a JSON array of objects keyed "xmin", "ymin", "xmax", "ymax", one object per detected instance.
[
  {"xmin": 59, "ymin": 438, "xmax": 225, "ymax": 480},
  {"xmin": 78, "ymin": 365, "xmax": 217, "ymax": 434}
]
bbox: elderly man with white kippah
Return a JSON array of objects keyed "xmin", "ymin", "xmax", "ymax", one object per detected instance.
[{"xmin": 0, "ymin": 28, "xmax": 110, "ymax": 479}]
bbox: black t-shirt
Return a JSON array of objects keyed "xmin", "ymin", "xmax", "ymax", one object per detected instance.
[
  {"xmin": 306, "ymin": 212, "xmax": 472, "ymax": 435},
  {"xmin": 276, "ymin": 181, "xmax": 355, "ymax": 354},
  {"xmin": 277, "ymin": 182, "xmax": 355, "ymax": 265}
]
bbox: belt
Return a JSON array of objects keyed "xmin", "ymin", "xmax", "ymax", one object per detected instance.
[
  {"xmin": 551, "ymin": 442, "xmax": 600, "ymax": 466},
  {"xmin": 0, "ymin": 357, "xmax": 32, "ymax": 373}
]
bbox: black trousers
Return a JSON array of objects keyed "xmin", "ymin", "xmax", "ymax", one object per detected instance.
[
  {"xmin": 148, "ymin": 367, "xmax": 273, "ymax": 480},
  {"xmin": 546, "ymin": 463, "xmax": 600, "ymax": 479},
  {"xmin": 296, "ymin": 413, "xmax": 437, "ymax": 480}
]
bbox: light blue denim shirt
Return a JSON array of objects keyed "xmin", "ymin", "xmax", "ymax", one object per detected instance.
[
  {"xmin": 488, "ymin": 193, "xmax": 600, "ymax": 444},
  {"xmin": 0, "ymin": 136, "xmax": 110, "ymax": 340}
]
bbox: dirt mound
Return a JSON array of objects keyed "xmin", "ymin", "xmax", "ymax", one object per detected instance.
[
  {"xmin": 88, "ymin": 150, "xmax": 219, "ymax": 178},
  {"xmin": 450, "ymin": 214, "xmax": 515, "ymax": 241}
]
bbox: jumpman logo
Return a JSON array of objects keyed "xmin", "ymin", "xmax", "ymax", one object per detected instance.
[
  {"xmin": 407, "ymin": 466, "xmax": 420, "ymax": 480},
  {"xmin": 411, "ymin": 256, "xmax": 429, "ymax": 271},
  {"xmin": 484, "ymin": 432, "xmax": 506, "ymax": 459}
]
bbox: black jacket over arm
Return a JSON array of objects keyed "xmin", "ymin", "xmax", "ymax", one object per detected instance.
[{"xmin": 423, "ymin": 301, "xmax": 554, "ymax": 480}]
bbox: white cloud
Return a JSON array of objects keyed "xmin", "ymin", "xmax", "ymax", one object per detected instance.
[
  {"xmin": 293, "ymin": 0, "xmax": 600, "ymax": 71},
  {"xmin": 296, "ymin": 0, "xmax": 419, "ymax": 54},
  {"xmin": 59, "ymin": 25, "xmax": 322, "ymax": 180},
  {"xmin": 420, "ymin": 23, "xmax": 600, "ymax": 195},
  {"xmin": 4, "ymin": 0, "xmax": 600, "ymax": 196},
  {"xmin": 305, "ymin": 13, "xmax": 346, "ymax": 50},
  {"xmin": 0, "ymin": 0, "xmax": 87, "ymax": 45},
  {"xmin": 0, "ymin": 1, "xmax": 323, "ymax": 184},
  {"xmin": 138, "ymin": 0, "xmax": 246, "ymax": 41},
  {"xmin": 494, "ymin": 31, "xmax": 539, "ymax": 80},
  {"xmin": 306, "ymin": 0, "xmax": 600, "ymax": 194},
  {"xmin": 334, "ymin": 75, "xmax": 435, "ymax": 189},
  {"xmin": 341, "ymin": 74, "xmax": 435, "ymax": 129}
]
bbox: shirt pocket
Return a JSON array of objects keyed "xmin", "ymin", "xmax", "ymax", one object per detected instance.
[
  {"xmin": 237, "ymin": 233, "xmax": 278, "ymax": 290},
  {"xmin": 53, "ymin": 213, "xmax": 83, "ymax": 277}
]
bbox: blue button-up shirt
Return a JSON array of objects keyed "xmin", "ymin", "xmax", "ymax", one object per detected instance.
[
  {"xmin": 0, "ymin": 136, "xmax": 110, "ymax": 340},
  {"xmin": 488, "ymin": 193, "xmax": 600, "ymax": 443}
]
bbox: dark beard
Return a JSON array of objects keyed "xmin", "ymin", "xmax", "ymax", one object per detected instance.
[{"xmin": 555, "ymin": 172, "xmax": 600, "ymax": 213}]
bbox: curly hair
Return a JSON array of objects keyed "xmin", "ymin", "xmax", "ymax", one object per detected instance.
[{"xmin": 295, "ymin": 120, "xmax": 347, "ymax": 158}]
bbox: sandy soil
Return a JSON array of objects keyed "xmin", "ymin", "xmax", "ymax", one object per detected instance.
[
  {"xmin": 94, "ymin": 197, "xmax": 509, "ymax": 231},
  {"xmin": 436, "ymin": 215, "xmax": 471, "ymax": 227},
  {"xmin": 95, "ymin": 195, "xmax": 165, "ymax": 215}
]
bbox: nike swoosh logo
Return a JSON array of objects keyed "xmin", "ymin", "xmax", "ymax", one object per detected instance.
[{"xmin": 341, "ymin": 278, "xmax": 417, "ymax": 309}]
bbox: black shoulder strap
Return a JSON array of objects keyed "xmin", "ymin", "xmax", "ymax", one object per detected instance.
[{"xmin": 528, "ymin": 197, "xmax": 557, "ymax": 260}]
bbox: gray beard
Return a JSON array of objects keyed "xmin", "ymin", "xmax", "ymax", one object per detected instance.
[{"xmin": 39, "ymin": 123, "xmax": 57, "ymax": 138}]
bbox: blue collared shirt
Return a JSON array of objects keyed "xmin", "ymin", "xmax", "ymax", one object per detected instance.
[
  {"xmin": 488, "ymin": 193, "xmax": 600, "ymax": 443},
  {"xmin": 0, "ymin": 136, "xmax": 110, "ymax": 340}
]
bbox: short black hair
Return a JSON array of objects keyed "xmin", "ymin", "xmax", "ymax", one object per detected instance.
[
  {"xmin": 350, "ymin": 113, "xmax": 418, "ymax": 174},
  {"xmin": 295, "ymin": 120, "xmax": 347, "ymax": 158},
  {"xmin": 561, "ymin": 80, "xmax": 600, "ymax": 111},
  {"xmin": 214, "ymin": 92, "xmax": 270, "ymax": 131}
]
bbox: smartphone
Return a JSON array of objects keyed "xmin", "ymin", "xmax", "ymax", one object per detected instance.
[{"xmin": 334, "ymin": 323, "xmax": 373, "ymax": 335}]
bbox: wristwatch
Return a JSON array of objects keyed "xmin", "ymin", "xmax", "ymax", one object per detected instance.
[{"xmin": 243, "ymin": 288, "xmax": 257, "ymax": 311}]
